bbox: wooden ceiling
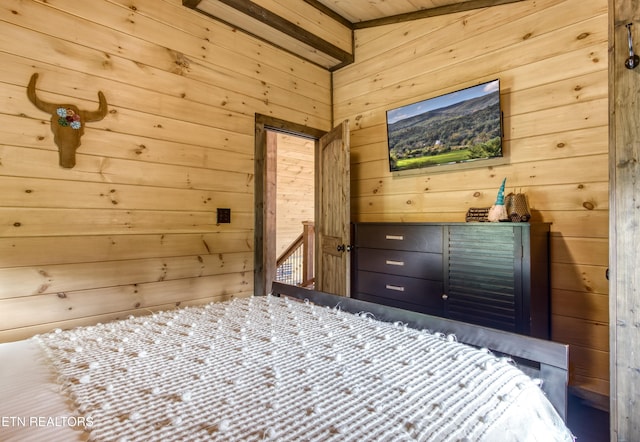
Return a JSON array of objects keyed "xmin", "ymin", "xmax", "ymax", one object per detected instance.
[
  {"xmin": 311, "ymin": 0, "xmax": 524, "ymax": 27},
  {"xmin": 184, "ymin": 0, "xmax": 526, "ymax": 70},
  {"xmin": 315, "ymin": 0, "xmax": 470, "ymax": 23}
]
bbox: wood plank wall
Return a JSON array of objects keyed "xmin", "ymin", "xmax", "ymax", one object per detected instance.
[
  {"xmin": 0, "ymin": 0, "xmax": 331, "ymax": 342},
  {"xmin": 333, "ymin": 0, "xmax": 610, "ymax": 397}
]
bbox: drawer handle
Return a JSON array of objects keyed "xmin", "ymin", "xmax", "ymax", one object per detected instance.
[
  {"xmin": 385, "ymin": 260, "xmax": 405, "ymax": 266},
  {"xmin": 385, "ymin": 235, "xmax": 404, "ymax": 241},
  {"xmin": 385, "ymin": 284, "xmax": 405, "ymax": 292}
]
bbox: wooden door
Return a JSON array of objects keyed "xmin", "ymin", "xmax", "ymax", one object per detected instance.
[{"xmin": 315, "ymin": 120, "xmax": 350, "ymax": 295}]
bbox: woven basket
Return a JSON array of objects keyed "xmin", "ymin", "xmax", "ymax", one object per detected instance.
[{"xmin": 505, "ymin": 193, "xmax": 531, "ymax": 222}]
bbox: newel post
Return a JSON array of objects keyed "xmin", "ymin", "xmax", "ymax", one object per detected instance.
[{"xmin": 302, "ymin": 221, "xmax": 315, "ymax": 286}]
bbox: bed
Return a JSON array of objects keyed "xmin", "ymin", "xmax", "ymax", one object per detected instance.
[{"xmin": 0, "ymin": 282, "xmax": 573, "ymax": 441}]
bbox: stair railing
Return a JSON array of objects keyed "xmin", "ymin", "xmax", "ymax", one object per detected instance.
[{"xmin": 276, "ymin": 221, "xmax": 314, "ymax": 287}]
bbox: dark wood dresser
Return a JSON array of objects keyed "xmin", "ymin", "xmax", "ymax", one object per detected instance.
[{"xmin": 351, "ymin": 222, "xmax": 551, "ymax": 339}]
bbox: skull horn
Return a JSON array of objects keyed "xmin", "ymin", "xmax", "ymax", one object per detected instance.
[
  {"xmin": 81, "ymin": 91, "xmax": 108, "ymax": 122},
  {"xmin": 27, "ymin": 73, "xmax": 58, "ymax": 115}
]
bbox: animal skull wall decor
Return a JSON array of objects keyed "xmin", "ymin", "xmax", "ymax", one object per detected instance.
[{"xmin": 27, "ymin": 73, "xmax": 108, "ymax": 168}]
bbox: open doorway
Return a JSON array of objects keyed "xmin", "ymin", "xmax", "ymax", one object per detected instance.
[
  {"xmin": 254, "ymin": 115, "xmax": 351, "ymax": 297},
  {"xmin": 254, "ymin": 115, "xmax": 325, "ymax": 296},
  {"xmin": 274, "ymin": 132, "xmax": 315, "ymax": 286}
]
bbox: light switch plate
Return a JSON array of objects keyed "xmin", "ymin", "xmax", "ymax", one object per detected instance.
[{"xmin": 217, "ymin": 208, "xmax": 231, "ymax": 224}]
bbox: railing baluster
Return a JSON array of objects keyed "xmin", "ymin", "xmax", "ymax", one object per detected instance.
[{"xmin": 276, "ymin": 221, "xmax": 314, "ymax": 287}]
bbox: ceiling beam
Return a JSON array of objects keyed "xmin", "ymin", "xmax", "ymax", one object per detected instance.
[
  {"xmin": 302, "ymin": 0, "xmax": 354, "ymax": 29},
  {"xmin": 184, "ymin": 0, "xmax": 353, "ymax": 70},
  {"xmin": 351, "ymin": 0, "xmax": 528, "ymax": 29}
]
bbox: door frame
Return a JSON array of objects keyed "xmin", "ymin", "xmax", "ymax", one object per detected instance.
[{"xmin": 254, "ymin": 114, "xmax": 325, "ymax": 296}]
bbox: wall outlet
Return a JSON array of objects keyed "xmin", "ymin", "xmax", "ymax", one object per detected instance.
[{"xmin": 217, "ymin": 208, "xmax": 231, "ymax": 224}]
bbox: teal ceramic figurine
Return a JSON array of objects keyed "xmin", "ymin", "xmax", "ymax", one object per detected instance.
[{"xmin": 488, "ymin": 178, "xmax": 508, "ymax": 222}]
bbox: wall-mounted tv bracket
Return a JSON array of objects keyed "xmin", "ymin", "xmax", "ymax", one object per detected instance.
[{"xmin": 625, "ymin": 23, "xmax": 639, "ymax": 70}]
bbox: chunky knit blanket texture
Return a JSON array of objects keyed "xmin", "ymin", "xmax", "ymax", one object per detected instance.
[{"xmin": 35, "ymin": 295, "xmax": 571, "ymax": 441}]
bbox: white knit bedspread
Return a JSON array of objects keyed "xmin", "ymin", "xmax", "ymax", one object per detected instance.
[{"xmin": 32, "ymin": 295, "xmax": 574, "ymax": 442}]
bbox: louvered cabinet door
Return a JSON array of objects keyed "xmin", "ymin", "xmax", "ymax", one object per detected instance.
[
  {"xmin": 445, "ymin": 225, "xmax": 522, "ymax": 333},
  {"xmin": 443, "ymin": 223, "xmax": 550, "ymax": 338}
]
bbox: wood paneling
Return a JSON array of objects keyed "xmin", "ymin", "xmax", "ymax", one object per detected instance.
[
  {"xmin": 0, "ymin": 271, "xmax": 251, "ymax": 328},
  {"xmin": 0, "ymin": 232, "xmax": 253, "ymax": 267},
  {"xmin": 0, "ymin": 0, "xmax": 330, "ymax": 339},
  {"xmin": 334, "ymin": 0, "xmax": 609, "ymax": 397},
  {"xmin": 0, "ymin": 277, "xmax": 249, "ymax": 342},
  {"xmin": 315, "ymin": 0, "xmax": 522, "ymax": 24},
  {"xmin": 552, "ymin": 289, "xmax": 609, "ymax": 323},
  {"xmin": 0, "ymin": 251, "xmax": 251, "ymax": 300}
]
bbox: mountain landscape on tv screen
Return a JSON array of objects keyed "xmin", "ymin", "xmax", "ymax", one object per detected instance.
[{"xmin": 388, "ymin": 91, "xmax": 501, "ymax": 171}]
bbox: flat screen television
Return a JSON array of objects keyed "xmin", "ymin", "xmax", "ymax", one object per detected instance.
[{"xmin": 386, "ymin": 79, "xmax": 503, "ymax": 172}]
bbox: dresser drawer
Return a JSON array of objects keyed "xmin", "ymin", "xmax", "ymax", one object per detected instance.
[
  {"xmin": 355, "ymin": 292, "xmax": 444, "ymax": 316},
  {"xmin": 356, "ymin": 248, "xmax": 443, "ymax": 280},
  {"xmin": 355, "ymin": 271, "xmax": 444, "ymax": 309},
  {"xmin": 355, "ymin": 224, "xmax": 443, "ymax": 252}
]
